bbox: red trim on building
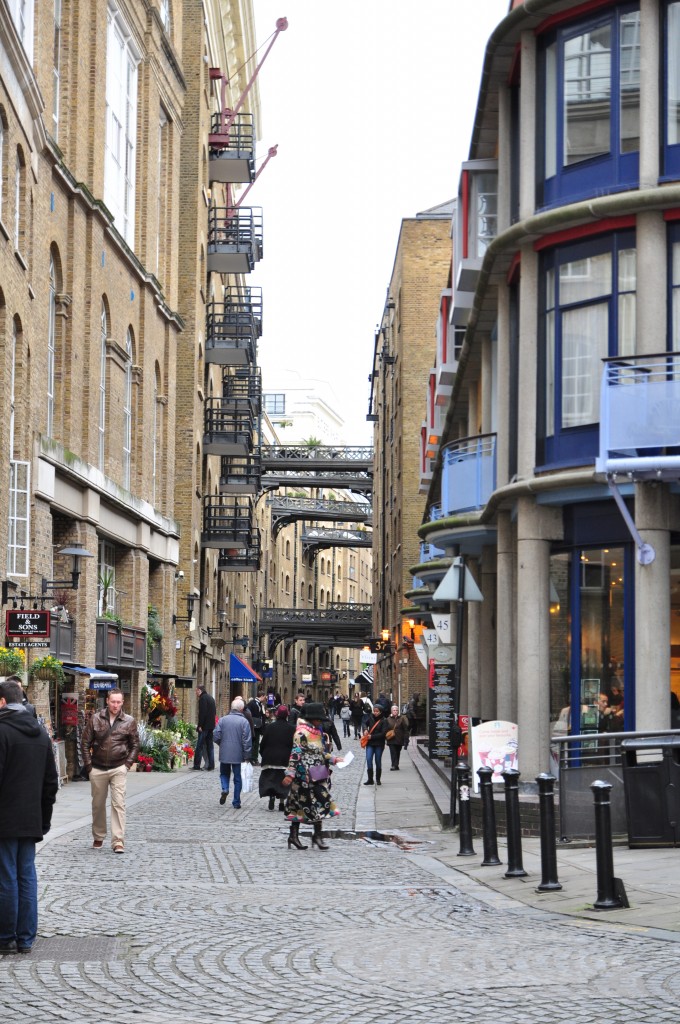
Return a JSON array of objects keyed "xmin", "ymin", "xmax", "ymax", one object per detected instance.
[
  {"xmin": 535, "ymin": 0, "xmax": 615, "ymax": 36},
  {"xmin": 506, "ymin": 252, "xmax": 521, "ymax": 285},
  {"xmin": 429, "ymin": 372, "xmax": 436, "ymax": 427},
  {"xmin": 421, "ymin": 426, "xmax": 427, "ymax": 474},
  {"xmin": 441, "ymin": 296, "xmax": 449, "ymax": 363},
  {"xmin": 461, "ymin": 170, "xmax": 470, "ymax": 260},
  {"xmin": 663, "ymin": 209, "xmax": 680, "ymax": 222},
  {"xmin": 533, "ymin": 216, "xmax": 636, "ymax": 252}
]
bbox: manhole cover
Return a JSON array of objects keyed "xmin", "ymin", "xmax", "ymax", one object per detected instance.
[{"xmin": 18, "ymin": 936, "xmax": 124, "ymax": 962}]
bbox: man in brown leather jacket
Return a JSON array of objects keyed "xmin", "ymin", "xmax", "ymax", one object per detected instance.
[{"xmin": 81, "ymin": 688, "xmax": 139, "ymax": 854}]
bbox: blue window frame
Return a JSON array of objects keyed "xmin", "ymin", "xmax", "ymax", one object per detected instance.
[
  {"xmin": 665, "ymin": 2, "xmax": 680, "ymax": 178},
  {"xmin": 540, "ymin": 231, "xmax": 636, "ymax": 466},
  {"xmin": 539, "ymin": 4, "xmax": 640, "ymax": 208}
]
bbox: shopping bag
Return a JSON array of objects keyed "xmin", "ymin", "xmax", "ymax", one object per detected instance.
[{"xmin": 241, "ymin": 761, "xmax": 254, "ymax": 793}]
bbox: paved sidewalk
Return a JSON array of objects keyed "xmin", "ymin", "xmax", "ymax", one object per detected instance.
[{"xmin": 361, "ymin": 739, "xmax": 680, "ymax": 939}]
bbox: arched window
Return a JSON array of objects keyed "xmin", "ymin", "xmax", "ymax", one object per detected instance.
[
  {"xmin": 14, "ymin": 148, "xmax": 25, "ymax": 252},
  {"xmin": 152, "ymin": 368, "xmax": 159, "ymax": 505},
  {"xmin": 285, "ymin": 574, "xmax": 290, "ymax": 595},
  {"xmin": 9, "ymin": 316, "xmax": 17, "ymax": 458},
  {"xmin": 99, "ymin": 302, "xmax": 107, "ymax": 469},
  {"xmin": 122, "ymin": 328, "xmax": 133, "ymax": 488},
  {"xmin": 47, "ymin": 255, "xmax": 56, "ymax": 437}
]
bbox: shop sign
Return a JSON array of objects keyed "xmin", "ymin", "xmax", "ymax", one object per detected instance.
[
  {"xmin": 89, "ymin": 680, "xmax": 114, "ymax": 691},
  {"xmin": 60, "ymin": 695, "xmax": 79, "ymax": 726},
  {"xmin": 428, "ymin": 662, "xmax": 455, "ymax": 760},
  {"xmin": 5, "ymin": 609, "xmax": 51, "ymax": 647}
]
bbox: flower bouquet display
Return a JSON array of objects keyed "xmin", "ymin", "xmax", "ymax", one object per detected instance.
[
  {"xmin": 0, "ymin": 646, "xmax": 25, "ymax": 675},
  {"xmin": 29, "ymin": 654, "xmax": 66, "ymax": 686},
  {"xmin": 137, "ymin": 754, "xmax": 154, "ymax": 772}
]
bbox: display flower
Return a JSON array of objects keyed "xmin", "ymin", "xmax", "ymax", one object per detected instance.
[
  {"xmin": 29, "ymin": 654, "xmax": 66, "ymax": 686},
  {"xmin": 0, "ymin": 647, "xmax": 26, "ymax": 675}
]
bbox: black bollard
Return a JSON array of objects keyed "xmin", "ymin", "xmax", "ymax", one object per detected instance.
[
  {"xmin": 536, "ymin": 773, "xmax": 562, "ymax": 891},
  {"xmin": 477, "ymin": 765, "xmax": 501, "ymax": 866},
  {"xmin": 501, "ymin": 768, "xmax": 527, "ymax": 877},
  {"xmin": 591, "ymin": 780, "xmax": 624, "ymax": 910},
  {"xmin": 456, "ymin": 762, "xmax": 476, "ymax": 857}
]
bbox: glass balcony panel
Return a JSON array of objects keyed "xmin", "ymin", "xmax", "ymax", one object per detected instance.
[{"xmin": 441, "ymin": 434, "xmax": 497, "ymax": 515}]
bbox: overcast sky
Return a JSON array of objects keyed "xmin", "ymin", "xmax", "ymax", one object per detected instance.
[{"xmin": 249, "ymin": 1, "xmax": 510, "ymax": 444}]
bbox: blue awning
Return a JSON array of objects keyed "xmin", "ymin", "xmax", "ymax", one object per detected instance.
[
  {"xmin": 229, "ymin": 653, "xmax": 261, "ymax": 685},
  {"xmin": 66, "ymin": 666, "xmax": 119, "ymax": 682}
]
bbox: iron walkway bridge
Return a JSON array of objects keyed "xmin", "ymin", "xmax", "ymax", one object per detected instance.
[
  {"xmin": 268, "ymin": 495, "xmax": 372, "ymax": 536},
  {"xmin": 301, "ymin": 526, "xmax": 373, "ymax": 558},
  {"xmin": 261, "ymin": 445, "xmax": 373, "ymax": 494},
  {"xmin": 259, "ymin": 603, "xmax": 372, "ymax": 653}
]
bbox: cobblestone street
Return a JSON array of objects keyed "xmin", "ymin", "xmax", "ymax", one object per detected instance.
[{"xmin": 1, "ymin": 739, "xmax": 679, "ymax": 1023}]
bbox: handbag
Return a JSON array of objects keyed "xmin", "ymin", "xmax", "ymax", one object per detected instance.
[
  {"xmin": 385, "ymin": 729, "xmax": 395, "ymax": 741},
  {"xmin": 360, "ymin": 720, "xmax": 381, "ymax": 748},
  {"xmin": 308, "ymin": 763, "xmax": 330, "ymax": 782}
]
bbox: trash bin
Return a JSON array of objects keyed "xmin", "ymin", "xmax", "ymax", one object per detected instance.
[{"xmin": 620, "ymin": 736, "xmax": 680, "ymax": 847}]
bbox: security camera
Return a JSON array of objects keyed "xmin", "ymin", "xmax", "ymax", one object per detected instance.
[{"xmin": 175, "ymin": 570, "xmax": 184, "ymax": 581}]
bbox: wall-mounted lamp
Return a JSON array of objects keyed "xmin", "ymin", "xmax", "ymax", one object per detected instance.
[
  {"xmin": 41, "ymin": 543, "xmax": 95, "ymax": 594},
  {"xmin": 173, "ymin": 592, "xmax": 198, "ymax": 625}
]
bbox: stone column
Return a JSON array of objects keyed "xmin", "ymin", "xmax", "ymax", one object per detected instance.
[
  {"xmin": 519, "ymin": 29, "xmax": 537, "ymax": 221},
  {"xmin": 639, "ymin": 0, "xmax": 660, "ymax": 189},
  {"xmin": 496, "ymin": 511, "xmax": 516, "ymax": 723},
  {"xmin": 466, "ymin": 559, "xmax": 482, "ymax": 719},
  {"xmin": 517, "ymin": 246, "xmax": 539, "ymax": 478},
  {"xmin": 495, "ymin": 284, "xmax": 511, "ymax": 488},
  {"xmin": 634, "ymin": 482, "xmax": 671, "ymax": 730},
  {"xmin": 516, "ymin": 498, "xmax": 563, "ymax": 779},
  {"xmin": 480, "ymin": 545, "xmax": 497, "ymax": 720}
]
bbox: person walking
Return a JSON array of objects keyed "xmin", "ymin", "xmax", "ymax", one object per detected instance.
[
  {"xmin": 213, "ymin": 698, "xmax": 252, "ymax": 809},
  {"xmin": 245, "ymin": 691, "xmax": 266, "ymax": 764},
  {"xmin": 289, "ymin": 692, "xmax": 307, "ymax": 728},
  {"xmin": 385, "ymin": 704, "xmax": 410, "ymax": 770},
  {"xmin": 350, "ymin": 694, "xmax": 364, "ymax": 739},
  {"xmin": 81, "ymin": 688, "xmax": 139, "ymax": 854},
  {"xmin": 192, "ymin": 685, "xmax": 216, "ymax": 771},
  {"xmin": 282, "ymin": 702, "xmax": 343, "ymax": 850},
  {"xmin": 0, "ymin": 678, "xmax": 58, "ymax": 955},
  {"xmin": 258, "ymin": 705, "xmax": 295, "ymax": 811},
  {"xmin": 339, "ymin": 700, "xmax": 352, "ymax": 738},
  {"xmin": 362, "ymin": 704, "xmax": 389, "ymax": 786}
]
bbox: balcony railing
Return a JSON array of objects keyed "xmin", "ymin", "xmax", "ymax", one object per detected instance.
[
  {"xmin": 221, "ymin": 286, "xmax": 263, "ymax": 336},
  {"xmin": 203, "ymin": 399, "xmax": 254, "ymax": 455},
  {"xmin": 218, "ymin": 530, "xmax": 262, "ymax": 572},
  {"xmin": 207, "ymin": 207, "xmax": 263, "ymax": 275},
  {"xmin": 49, "ymin": 612, "xmax": 75, "ymax": 660},
  {"xmin": 206, "ymin": 304, "xmax": 258, "ymax": 366},
  {"xmin": 222, "ymin": 368, "xmax": 262, "ymax": 414},
  {"xmin": 419, "ymin": 540, "xmax": 446, "ymax": 563},
  {"xmin": 220, "ymin": 453, "xmax": 262, "ymax": 494},
  {"xmin": 96, "ymin": 621, "xmax": 147, "ymax": 670},
  {"xmin": 208, "ymin": 112, "xmax": 255, "ymax": 184},
  {"xmin": 596, "ymin": 353, "xmax": 680, "ymax": 479},
  {"xmin": 202, "ymin": 497, "xmax": 254, "ymax": 549},
  {"xmin": 441, "ymin": 433, "xmax": 496, "ymax": 515}
]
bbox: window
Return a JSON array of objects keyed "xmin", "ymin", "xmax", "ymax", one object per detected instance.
[
  {"xmin": 99, "ymin": 303, "xmax": 107, "ymax": 470},
  {"xmin": 98, "ymin": 539, "xmax": 117, "ymax": 615},
  {"xmin": 8, "ymin": 0, "xmax": 34, "ymax": 62},
  {"xmin": 53, "ymin": 0, "xmax": 62, "ymax": 140},
  {"xmin": 159, "ymin": 0, "xmax": 171, "ymax": 33},
  {"xmin": 0, "ymin": 117, "xmax": 4, "ymax": 223},
  {"xmin": 47, "ymin": 255, "xmax": 56, "ymax": 437},
  {"xmin": 156, "ymin": 110, "xmax": 168, "ymax": 278},
  {"xmin": 123, "ymin": 328, "xmax": 133, "ymax": 489},
  {"xmin": 540, "ymin": 5, "xmax": 639, "ymax": 207},
  {"xmin": 14, "ymin": 148, "xmax": 24, "ymax": 252},
  {"xmin": 152, "ymin": 370, "xmax": 159, "ymax": 505},
  {"xmin": 665, "ymin": 2, "xmax": 680, "ymax": 176},
  {"xmin": 104, "ymin": 6, "xmax": 139, "ymax": 246},
  {"xmin": 264, "ymin": 393, "xmax": 285, "ymax": 415},
  {"xmin": 7, "ymin": 461, "xmax": 29, "ymax": 577},
  {"xmin": 542, "ymin": 231, "xmax": 636, "ymax": 465}
]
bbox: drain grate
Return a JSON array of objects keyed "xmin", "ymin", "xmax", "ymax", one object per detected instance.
[{"xmin": 17, "ymin": 936, "xmax": 124, "ymax": 962}]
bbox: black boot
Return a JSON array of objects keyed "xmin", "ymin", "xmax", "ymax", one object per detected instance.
[
  {"xmin": 268, "ymin": 795, "xmax": 275, "ymax": 810},
  {"xmin": 311, "ymin": 821, "xmax": 329, "ymax": 850},
  {"xmin": 376, "ymin": 769, "xmax": 382, "ymax": 786},
  {"xmin": 363, "ymin": 771, "xmax": 374, "ymax": 786},
  {"xmin": 278, "ymin": 801, "xmax": 286, "ymax": 812},
  {"xmin": 287, "ymin": 822, "xmax": 308, "ymax": 850}
]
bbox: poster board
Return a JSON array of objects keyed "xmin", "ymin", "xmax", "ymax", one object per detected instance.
[{"xmin": 469, "ymin": 720, "xmax": 518, "ymax": 792}]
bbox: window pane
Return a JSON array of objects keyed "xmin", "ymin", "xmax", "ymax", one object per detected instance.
[
  {"xmin": 545, "ymin": 42, "xmax": 557, "ymax": 179},
  {"xmin": 564, "ymin": 24, "xmax": 611, "ymax": 166},
  {"xmin": 546, "ymin": 310, "xmax": 555, "ymax": 436},
  {"xmin": 618, "ymin": 293, "xmax": 636, "ymax": 357},
  {"xmin": 561, "ymin": 301, "xmax": 608, "ymax": 427},
  {"xmin": 559, "ymin": 251, "xmax": 611, "ymax": 305},
  {"xmin": 668, "ymin": 3, "xmax": 680, "ymax": 146},
  {"xmin": 620, "ymin": 11, "xmax": 640, "ymax": 153}
]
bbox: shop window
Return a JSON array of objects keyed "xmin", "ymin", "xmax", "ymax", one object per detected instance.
[
  {"xmin": 541, "ymin": 231, "xmax": 636, "ymax": 465},
  {"xmin": 539, "ymin": 5, "xmax": 639, "ymax": 208}
]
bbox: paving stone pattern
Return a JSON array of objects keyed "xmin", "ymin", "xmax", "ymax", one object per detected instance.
[{"xmin": 1, "ymin": 746, "xmax": 679, "ymax": 1023}]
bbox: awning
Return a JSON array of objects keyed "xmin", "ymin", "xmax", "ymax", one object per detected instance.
[
  {"xmin": 354, "ymin": 666, "xmax": 374, "ymax": 689},
  {"xmin": 66, "ymin": 666, "xmax": 119, "ymax": 681},
  {"xmin": 229, "ymin": 653, "xmax": 261, "ymax": 685}
]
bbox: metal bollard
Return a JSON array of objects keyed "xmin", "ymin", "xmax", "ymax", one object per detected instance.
[
  {"xmin": 456, "ymin": 762, "xmax": 476, "ymax": 857},
  {"xmin": 501, "ymin": 768, "xmax": 527, "ymax": 877},
  {"xmin": 477, "ymin": 766, "xmax": 501, "ymax": 866},
  {"xmin": 591, "ymin": 780, "xmax": 625, "ymax": 910},
  {"xmin": 536, "ymin": 773, "xmax": 562, "ymax": 891}
]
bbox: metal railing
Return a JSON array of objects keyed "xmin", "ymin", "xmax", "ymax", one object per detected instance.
[
  {"xmin": 441, "ymin": 433, "xmax": 496, "ymax": 515},
  {"xmin": 209, "ymin": 111, "xmax": 255, "ymax": 153}
]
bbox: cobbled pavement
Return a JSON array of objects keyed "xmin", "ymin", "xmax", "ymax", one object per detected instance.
[{"xmin": 1, "ymin": 740, "xmax": 679, "ymax": 1023}]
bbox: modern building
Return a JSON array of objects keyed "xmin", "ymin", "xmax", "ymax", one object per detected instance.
[
  {"xmin": 368, "ymin": 203, "xmax": 454, "ymax": 709},
  {"xmin": 413, "ymin": 0, "xmax": 680, "ymax": 779}
]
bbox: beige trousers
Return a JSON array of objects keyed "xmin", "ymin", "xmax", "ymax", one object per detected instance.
[{"xmin": 90, "ymin": 765, "xmax": 128, "ymax": 847}]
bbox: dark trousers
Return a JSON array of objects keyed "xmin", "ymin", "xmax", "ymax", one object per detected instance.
[
  {"xmin": 194, "ymin": 730, "xmax": 215, "ymax": 770},
  {"xmin": 388, "ymin": 744, "xmax": 401, "ymax": 768}
]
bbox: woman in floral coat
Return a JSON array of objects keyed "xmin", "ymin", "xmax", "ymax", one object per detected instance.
[{"xmin": 282, "ymin": 703, "xmax": 343, "ymax": 851}]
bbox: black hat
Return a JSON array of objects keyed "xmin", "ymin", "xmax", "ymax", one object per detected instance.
[
  {"xmin": 301, "ymin": 702, "xmax": 326, "ymax": 721},
  {"xmin": 372, "ymin": 704, "xmax": 383, "ymax": 714}
]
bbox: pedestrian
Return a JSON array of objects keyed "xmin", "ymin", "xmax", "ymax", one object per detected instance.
[
  {"xmin": 361, "ymin": 692, "xmax": 373, "ymax": 732},
  {"xmin": 259, "ymin": 705, "xmax": 295, "ymax": 811},
  {"xmin": 339, "ymin": 700, "xmax": 352, "ymax": 738},
  {"xmin": 81, "ymin": 688, "xmax": 139, "ymax": 854},
  {"xmin": 245, "ymin": 691, "xmax": 266, "ymax": 764},
  {"xmin": 192, "ymin": 685, "xmax": 216, "ymax": 771},
  {"xmin": 282, "ymin": 702, "xmax": 344, "ymax": 850},
  {"xmin": 289, "ymin": 691, "xmax": 307, "ymax": 728},
  {"xmin": 350, "ymin": 694, "xmax": 364, "ymax": 738},
  {"xmin": 375, "ymin": 691, "xmax": 391, "ymax": 717},
  {"xmin": 213, "ymin": 697, "xmax": 252, "ymax": 809},
  {"xmin": 321, "ymin": 710, "xmax": 342, "ymax": 752},
  {"xmin": 362, "ymin": 704, "xmax": 389, "ymax": 787},
  {"xmin": 0, "ymin": 678, "xmax": 58, "ymax": 955},
  {"xmin": 385, "ymin": 704, "xmax": 410, "ymax": 770}
]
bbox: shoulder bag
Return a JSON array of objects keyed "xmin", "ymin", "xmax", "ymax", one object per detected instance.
[{"xmin": 360, "ymin": 720, "xmax": 380, "ymax": 749}]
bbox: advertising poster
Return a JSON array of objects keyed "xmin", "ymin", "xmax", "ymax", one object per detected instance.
[
  {"xmin": 428, "ymin": 662, "xmax": 455, "ymax": 760},
  {"xmin": 470, "ymin": 720, "xmax": 518, "ymax": 792}
]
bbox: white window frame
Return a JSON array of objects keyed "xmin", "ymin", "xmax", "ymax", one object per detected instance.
[
  {"xmin": 104, "ymin": 5, "xmax": 139, "ymax": 246},
  {"xmin": 47, "ymin": 255, "xmax": 56, "ymax": 437},
  {"xmin": 123, "ymin": 329, "xmax": 132, "ymax": 489},
  {"xmin": 7, "ymin": 460, "xmax": 30, "ymax": 577},
  {"xmin": 8, "ymin": 0, "xmax": 34, "ymax": 63},
  {"xmin": 152, "ymin": 378, "xmax": 158, "ymax": 505},
  {"xmin": 99, "ymin": 304, "xmax": 107, "ymax": 470},
  {"xmin": 14, "ymin": 151, "xmax": 21, "ymax": 250},
  {"xmin": 53, "ymin": 0, "xmax": 62, "ymax": 140},
  {"xmin": 97, "ymin": 539, "xmax": 117, "ymax": 616}
]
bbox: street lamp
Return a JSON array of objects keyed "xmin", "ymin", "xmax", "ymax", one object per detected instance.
[{"xmin": 41, "ymin": 543, "xmax": 95, "ymax": 594}]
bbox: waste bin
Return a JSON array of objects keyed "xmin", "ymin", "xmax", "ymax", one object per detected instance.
[{"xmin": 620, "ymin": 736, "xmax": 680, "ymax": 847}]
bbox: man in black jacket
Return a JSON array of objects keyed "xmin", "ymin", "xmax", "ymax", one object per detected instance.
[
  {"xmin": 193, "ymin": 685, "xmax": 217, "ymax": 771},
  {"xmin": 0, "ymin": 678, "xmax": 58, "ymax": 955}
]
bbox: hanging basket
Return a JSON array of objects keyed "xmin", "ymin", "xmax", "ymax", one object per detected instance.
[{"xmin": 32, "ymin": 668, "xmax": 59, "ymax": 682}]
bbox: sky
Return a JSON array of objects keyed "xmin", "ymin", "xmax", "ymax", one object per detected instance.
[{"xmin": 249, "ymin": 1, "xmax": 510, "ymax": 444}]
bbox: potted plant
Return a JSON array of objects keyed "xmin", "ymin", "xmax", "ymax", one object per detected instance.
[
  {"xmin": 30, "ymin": 654, "xmax": 66, "ymax": 686},
  {"xmin": 0, "ymin": 646, "xmax": 25, "ymax": 675}
]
